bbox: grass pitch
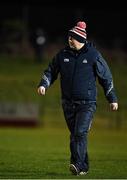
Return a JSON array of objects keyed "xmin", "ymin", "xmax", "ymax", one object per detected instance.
[
  {"xmin": 0, "ymin": 126, "xmax": 127, "ymax": 179},
  {"xmin": 0, "ymin": 55, "xmax": 127, "ymax": 179}
]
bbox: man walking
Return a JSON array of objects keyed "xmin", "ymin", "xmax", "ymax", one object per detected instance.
[{"xmin": 37, "ymin": 21, "xmax": 118, "ymax": 176}]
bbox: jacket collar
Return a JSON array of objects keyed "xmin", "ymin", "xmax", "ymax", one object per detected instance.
[{"xmin": 65, "ymin": 41, "xmax": 89, "ymax": 55}]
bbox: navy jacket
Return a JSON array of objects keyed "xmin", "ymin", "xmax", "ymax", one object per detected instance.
[{"xmin": 38, "ymin": 41, "xmax": 118, "ymax": 103}]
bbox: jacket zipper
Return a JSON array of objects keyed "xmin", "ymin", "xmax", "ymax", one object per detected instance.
[{"xmin": 70, "ymin": 52, "xmax": 79, "ymax": 99}]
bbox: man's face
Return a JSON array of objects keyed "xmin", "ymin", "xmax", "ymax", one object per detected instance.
[
  {"xmin": 68, "ymin": 36, "xmax": 83, "ymax": 50},
  {"xmin": 68, "ymin": 36, "xmax": 79, "ymax": 50}
]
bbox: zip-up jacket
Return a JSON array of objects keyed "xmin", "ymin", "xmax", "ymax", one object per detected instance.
[{"xmin": 38, "ymin": 41, "xmax": 118, "ymax": 103}]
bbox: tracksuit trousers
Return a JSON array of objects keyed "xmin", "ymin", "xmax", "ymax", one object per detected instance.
[{"xmin": 62, "ymin": 100, "xmax": 96, "ymax": 172}]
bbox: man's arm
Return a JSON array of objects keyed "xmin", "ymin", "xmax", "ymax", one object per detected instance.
[
  {"xmin": 37, "ymin": 55, "xmax": 60, "ymax": 95},
  {"xmin": 95, "ymin": 53, "xmax": 118, "ymax": 111}
]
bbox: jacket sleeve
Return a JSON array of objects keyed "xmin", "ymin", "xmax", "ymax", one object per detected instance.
[
  {"xmin": 38, "ymin": 54, "xmax": 60, "ymax": 89},
  {"xmin": 95, "ymin": 52, "xmax": 118, "ymax": 103}
]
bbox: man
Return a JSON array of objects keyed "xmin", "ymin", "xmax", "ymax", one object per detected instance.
[{"xmin": 37, "ymin": 21, "xmax": 118, "ymax": 176}]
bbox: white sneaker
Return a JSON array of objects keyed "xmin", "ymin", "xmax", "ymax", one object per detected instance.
[{"xmin": 79, "ymin": 171, "xmax": 88, "ymax": 175}]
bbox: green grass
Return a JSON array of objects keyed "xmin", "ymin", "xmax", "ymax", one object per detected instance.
[
  {"xmin": 0, "ymin": 126, "xmax": 127, "ymax": 179},
  {"xmin": 0, "ymin": 55, "xmax": 127, "ymax": 179}
]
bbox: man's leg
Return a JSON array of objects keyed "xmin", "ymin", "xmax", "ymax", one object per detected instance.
[
  {"xmin": 73, "ymin": 103, "xmax": 96, "ymax": 173},
  {"xmin": 62, "ymin": 102, "xmax": 77, "ymax": 165}
]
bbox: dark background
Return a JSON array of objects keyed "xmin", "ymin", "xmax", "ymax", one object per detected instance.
[{"xmin": 0, "ymin": 1, "xmax": 127, "ymax": 51}]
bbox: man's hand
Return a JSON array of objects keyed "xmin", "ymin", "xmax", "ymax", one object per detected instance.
[
  {"xmin": 37, "ymin": 86, "xmax": 46, "ymax": 95},
  {"xmin": 110, "ymin": 102, "xmax": 118, "ymax": 111}
]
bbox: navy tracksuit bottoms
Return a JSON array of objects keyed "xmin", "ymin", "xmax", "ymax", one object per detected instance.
[{"xmin": 62, "ymin": 100, "xmax": 96, "ymax": 172}]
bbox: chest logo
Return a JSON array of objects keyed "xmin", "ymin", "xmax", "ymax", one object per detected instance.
[
  {"xmin": 83, "ymin": 59, "xmax": 87, "ymax": 63},
  {"xmin": 64, "ymin": 58, "xmax": 69, "ymax": 62}
]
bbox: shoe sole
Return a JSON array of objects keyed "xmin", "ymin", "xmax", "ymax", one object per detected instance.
[{"xmin": 79, "ymin": 171, "xmax": 88, "ymax": 175}]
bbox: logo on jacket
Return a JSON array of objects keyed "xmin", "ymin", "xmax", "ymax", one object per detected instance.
[
  {"xmin": 64, "ymin": 58, "xmax": 69, "ymax": 62},
  {"xmin": 83, "ymin": 59, "xmax": 87, "ymax": 63}
]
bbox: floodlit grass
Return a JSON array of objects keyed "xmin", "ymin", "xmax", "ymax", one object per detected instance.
[
  {"xmin": 0, "ymin": 126, "xmax": 127, "ymax": 179},
  {"xmin": 0, "ymin": 55, "xmax": 127, "ymax": 178}
]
